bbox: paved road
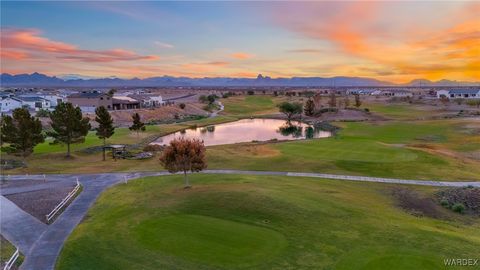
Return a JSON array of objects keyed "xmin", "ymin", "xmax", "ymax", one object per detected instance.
[{"xmin": 1, "ymin": 170, "xmax": 478, "ymax": 270}]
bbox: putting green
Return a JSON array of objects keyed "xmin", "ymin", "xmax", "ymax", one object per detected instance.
[
  {"xmin": 134, "ymin": 214, "xmax": 286, "ymax": 267},
  {"xmin": 57, "ymin": 174, "xmax": 480, "ymax": 270}
]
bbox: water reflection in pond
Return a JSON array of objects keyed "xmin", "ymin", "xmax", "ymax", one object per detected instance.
[{"xmin": 152, "ymin": 118, "xmax": 332, "ymax": 146}]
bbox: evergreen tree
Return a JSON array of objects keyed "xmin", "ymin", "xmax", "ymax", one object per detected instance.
[
  {"xmin": 95, "ymin": 106, "xmax": 115, "ymax": 161},
  {"xmin": 304, "ymin": 98, "xmax": 315, "ymax": 116},
  {"xmin": 129, "ymin": 113, "xmax": 145, "ymax": 137},
  {"xmin": 48, "ymin": 102, "xmax": 91, "ymax": 157},
  {"xmin": 1, "ymin": 108, "xmax": 44, "ymax": 158}
]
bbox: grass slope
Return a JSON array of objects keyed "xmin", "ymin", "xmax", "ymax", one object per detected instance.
[
  {"xmin": 208, "ymin": 120, "xmax": 480, "ymax": 180},
  {"xmin": 221, "ymin": 96, "xmax": 279, "ymax": 116},
  {"xmin": 57, "ymin": 174, "xmax": 480, "ymax": 270}
]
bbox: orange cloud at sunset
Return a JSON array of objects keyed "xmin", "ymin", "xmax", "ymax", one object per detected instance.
[
  {"xmin": 231, "ymin": 52, "xmax": 254, "ymax": 60},
  {"xmin": 268, "ymin": 2, "xmax": 480, "ymax": 82},
  {"xmin": 1, "ymin": 28, "xmax": 158, "ymax": 63}
]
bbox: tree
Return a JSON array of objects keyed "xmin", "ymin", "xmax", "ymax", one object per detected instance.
[
  {"xmin": 179, "ymin": 103, "xmax": 186, "ymax": 109},
  {"xmin": 354, "ymin": 94, "xmax": 362, "ymax": 108},
  {"xmin": 328, "ymin": 93, "xmax": 337, "ymax": 109},
  {"xmin": 48, "ymin": 102, "xmax": 91, "ymax": 157},
  {"xmin": 278, "ymin": 102, "xmax": 303, "ymax": 122},
  {"xmin": 207, "ymin": 94, "xmax": 217, "ymax": 104},
  {"xmin": 1, "ymin": 108, "xmax": 44, "ymax": 158},
  {"xmin": 304, "ymin": 98, "xmax": 315, "ymax": 116},
  {"xmin": 107, "ymin": 88, "xmax": 117, "ymax": 97},
  {"xmin": 160, "ymin": 138, "xmax": 207, "ymax": 187},
  {"xmin": 95, "ymin": 106, "xmax": 115, "ymax": 161},
  {"xmin": 129, "ymin": 113, "xmax": 145, "ymax": 137}
]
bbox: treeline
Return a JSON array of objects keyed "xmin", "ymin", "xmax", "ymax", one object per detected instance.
[{"xmin": 1, "ymin": 102, "xmax": 147, "ymax": 160}]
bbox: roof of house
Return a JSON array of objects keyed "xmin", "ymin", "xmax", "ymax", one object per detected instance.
[
  {"xmin": 447, "ymin": 89, "xmax": 480, "ymax": 94},
  {"xmin": 15, "ymin": 96, "xmax": 48, "ymax": 102},
  {"xmin": 68, "ymin": 91, "xmax": 107, "ymax": 98},
  {"xmin": 112, "ymin": 96, "xmax": 139, "ymax": 103}
]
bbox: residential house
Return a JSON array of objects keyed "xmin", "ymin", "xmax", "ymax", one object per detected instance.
[
  {"xmin": 112, "ymin": 96, "xmax": 141, "ymax": 110},
  {"xmin": 129, "ymin": 94, "xmax": 164, "ymax": 108},
  {"xmin": 436, "ymin": 89, "xmax": 480, "ymax": 99},
  {"xmin": 39, "ymin": 94, "xmax": 65, "ymax": 107},
  {"xmin": 15, "ymin": 96, "xmax": 51, "ymax": 111},
  {"xmin": 68, "ymin": 91, "xmax": 113, "ymax": 112},
  {"xmin": 377, "ymin": 90, "xmax": 413, "ymax": 97},
  {"xmin": 0, "ymin": 97, "xmax": 23, "ymax": 113}
]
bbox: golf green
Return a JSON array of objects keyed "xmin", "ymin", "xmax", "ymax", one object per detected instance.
[{"xmin": 56, "ymin": 174, "xmax": 480, "ymax": 270}]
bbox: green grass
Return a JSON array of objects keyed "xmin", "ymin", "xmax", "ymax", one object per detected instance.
[
  {"xmin": 56, "ymin": 174, "xmax": 480, "ymax": 270},
  {"xmin": 365, "ymin": 103, "xmax": 443, "ymax": 120},
  {"xmin": 6, "ymin": 118, "xmax": 480, "ymax": 181},
  {"xmin": 0, "ymin": 236, "xmax": 23, "ymax": 268},
  {"xmin": 135, "ymin": 214, "xmax": 286, "ymax": 267},
  {"xmin": 222, "ymin": 96, "xmax": 279, "ymax": 116},
  {"xmin": 33, "ymin": 116, "xmax": 238, "ymax": 155},
  {"xmin": 207, "ymin": 120, "xmax": 480, "ymax": 180}
]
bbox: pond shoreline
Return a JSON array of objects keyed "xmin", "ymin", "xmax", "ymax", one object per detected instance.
[{"xmin": 151, "ymin": 118, "xmax": 332, "ymax": 147}]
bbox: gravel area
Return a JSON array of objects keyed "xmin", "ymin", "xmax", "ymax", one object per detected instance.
[{"xmin": 5, "ymin": 183, "xmax": 76, "ymax": 223}]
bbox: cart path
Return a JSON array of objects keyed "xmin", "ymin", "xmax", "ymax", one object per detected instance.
[{"xmin": 0, "ymin": 170, "xmax": 477, "ymax": 270}]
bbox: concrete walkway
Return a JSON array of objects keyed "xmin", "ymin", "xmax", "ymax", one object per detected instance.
[
  {"xmin": 0, "ymin": 196, "xmax": 47, "ymax": 254},
  {"xmin": 1, "ymin": 170, "xmax": 478, "ymax": 270}
]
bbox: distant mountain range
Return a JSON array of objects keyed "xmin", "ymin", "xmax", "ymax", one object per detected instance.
[{"xmin": 1, "ymin": 72, "xmax": 478, "ymax": 87}]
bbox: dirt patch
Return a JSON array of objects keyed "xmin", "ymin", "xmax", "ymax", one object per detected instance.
[
  {"xmin": 241, "ymin": 144, "xmax": 281, "ymax": 157},
  {"xmin": 390, "ymin": 187, "xmax": 445, "ymax": 219},
  {"xmin": 239, "ymin": 143, "xmax": 281, "ymax": 157},
  {"xmin": 5, "ymin": 183, "xmax": 76, "ymax": 223},
  {"xmin": 407, "ymin": 144, "xmax": 480, "ymax": 165}
]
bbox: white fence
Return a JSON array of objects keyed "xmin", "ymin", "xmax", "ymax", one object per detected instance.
[
  {"xmin": 46, "ymin": 179, "xmax": 81, "ymax": 223},
  {"xmin": 3, "ymin": 248, "xmax": 19, "ymax": 270}
]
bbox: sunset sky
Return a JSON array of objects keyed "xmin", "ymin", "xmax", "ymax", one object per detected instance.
[{"xmin": 1, "ymin": 1, "xmax": 479, "ymax": 83}]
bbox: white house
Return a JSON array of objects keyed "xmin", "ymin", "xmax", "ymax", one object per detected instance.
[
  {"xmin": 437, "ymin": 89, "xmax": 480, "ymax": 99},
  {"xmin": 129, "ymin": 94, "xmax": 164, "ymax": 108},
  {"xmin": 15, "ymin": 96, "xmax": 51, "ymax": 111},
  {"xmin": 376, "ymin": 90, "xmax": 413, "ymax": 97},
  {"xmin": 38, "ymin": 95, "xmax": 65, "ymax": 107},
  {"xmin": 0, "ymin": 97, "xmax": 23, "ymax": 112}
]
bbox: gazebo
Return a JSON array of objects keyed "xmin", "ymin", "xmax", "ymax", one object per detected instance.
[{"xmin": 104, "ymin": 144, "xmax": 127, "ymax": 160}]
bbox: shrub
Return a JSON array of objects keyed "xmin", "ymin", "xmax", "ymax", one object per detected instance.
[
  {"xmin": 440, "ymin": 199, "xmax": 450, "ymax": 208},
  {"xmin": 452, "ymin": 203, "xmax": 465, "ymax": 214},
  {"xmin": 247, "ymin": 90, "xmax": 255, "ymax": 95},
  {"xmin": 179, "ymin": 103, "xmax": 186, "ymax": 109},
  {"xmin": 364, "ymin": 108, "xmax": 370, "ymax": 112}
]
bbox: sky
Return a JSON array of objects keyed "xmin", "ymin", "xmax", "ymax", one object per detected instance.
[{"xmin": 1, "ymin": 1, "xmax": 479, "ymax": 83}]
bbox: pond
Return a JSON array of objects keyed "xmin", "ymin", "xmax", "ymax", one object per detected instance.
[{"xmin": 152, "ymin": 118, "xmax": 332, "ymax": 147}]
